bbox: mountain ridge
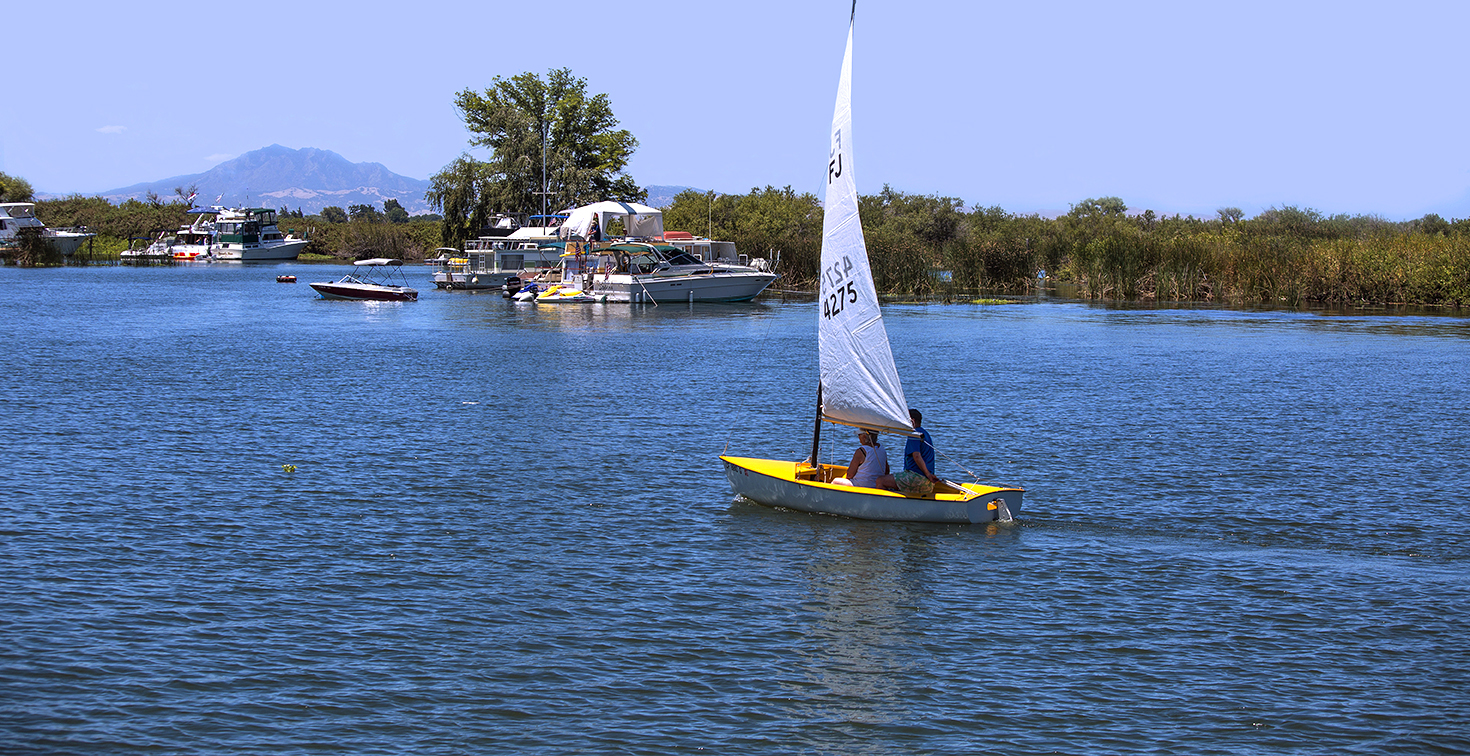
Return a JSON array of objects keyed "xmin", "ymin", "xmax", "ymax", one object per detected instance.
[
  {"xmin": 95, "ymin": 145, "xmax": 434, "ymax": 215},
  {"xmin": 67, "ymin": 145, "xmax": 699, "ymax": 215}
]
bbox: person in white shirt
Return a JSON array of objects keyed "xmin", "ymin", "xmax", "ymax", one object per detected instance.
[{"xmin": 834, "ymin": 428, "xmax": 889, "ymax": 488}]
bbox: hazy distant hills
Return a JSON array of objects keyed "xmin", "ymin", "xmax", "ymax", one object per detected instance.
[
  {"xmin": 88, "ymin": 145, "xmax": 698, "ymax": 215},
  {"xmin": 644, "ymin": 185, "xmax": 699, "ymax": 208},
  {"xmin": 98, "ymin": 145, "xmax": 433, "ymax": 215}
]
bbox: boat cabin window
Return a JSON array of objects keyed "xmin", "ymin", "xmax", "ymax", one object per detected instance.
[
  {"xmin": 500, "ymin": 254, "xmax": 524, "ymax": 270},
  {"xmin": 665, "ymin": 252, "xmax": 704, "ymax": 266}
]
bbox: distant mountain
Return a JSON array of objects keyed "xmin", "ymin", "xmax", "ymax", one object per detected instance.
[
  {"xmin": 98, "ymin": 145, "xmax": 432, "ymax": 215},
  {"xmin": 644, "ymin": 185, "xmax": 703, "ymax": 208}
]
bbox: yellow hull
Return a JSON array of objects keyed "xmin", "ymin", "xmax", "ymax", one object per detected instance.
[{"xmin": 721, "ymin": 455, "xmax": 1022, "ymax": 524}]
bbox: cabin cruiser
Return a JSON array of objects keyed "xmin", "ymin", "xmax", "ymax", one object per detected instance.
[
  {"xmin": 552, "ymin": 201, "xmax": 777, "ymax": 303},
  {"xmin": 310, "ymin": 258, "xmax": 418, "ymax": 301},
  {"xmin": 562, "ymin": 242, "xmax": 776, "ymax": 303},
  {"xmin": 212, "ymin": 207, "xmax": 307, "ymax": 260},
  {"xmin": 0, "ymin": 203, "xmax": 95, "ymax": 256}
]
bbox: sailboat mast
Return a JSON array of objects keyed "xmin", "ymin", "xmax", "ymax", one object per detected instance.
[{"xmin": 808, "ymin": 382, "xmax": 823, "ymax": 469}]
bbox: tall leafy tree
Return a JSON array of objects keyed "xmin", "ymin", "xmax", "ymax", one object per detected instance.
[
  {"xmin": 383, "ymin": 199, "xmax": 410, "ymax": 224},
  {"xmin": 426, "ymin": 67, "xmax": 643, "ymax": 248},
  {"xmin": 0, "ymin": 171, "xmax": 35, "ymax": 203}
]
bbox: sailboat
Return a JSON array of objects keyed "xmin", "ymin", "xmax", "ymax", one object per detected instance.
[{"xmin": 720, "ymin": 4, "xmax": 1023, "ymax": 524}]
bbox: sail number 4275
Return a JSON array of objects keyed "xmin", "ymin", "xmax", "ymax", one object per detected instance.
[
  {"xmin": 824, "ymin": 281, "xmax": 858, "ymax": 319},
  {"xmin": 822, "ymin": 255, "xmax": 859, "ymax": 320}
]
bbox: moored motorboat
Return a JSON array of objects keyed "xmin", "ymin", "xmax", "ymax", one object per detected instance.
[
  {"xmin": 309, "ymin": 259, "xmax": 418, "ymax": 301},
  {"xmin": 720, "ymin": 4, "xmax": 1022, "ymax": 524},
  {"xmin": 171, "ymin": 208, "xmax": 217, "ymax": 260},
  {"xmin": 277, "ymin": 275, "xmax": 296, "ymax": 283},
  {"xmin": 434, "ymin": 214, "xmax": 566, "ymax": 290},
  {"xmin": 553, "ymin": 202, "xmax": 777, "ymax": 303},
  {"xmin": 0, "ymin": 203, "xmax": 95, "ymax": 257},
  {"xmin": 213, "ymin": 207, "xmax": 307, "ymax": 261}
]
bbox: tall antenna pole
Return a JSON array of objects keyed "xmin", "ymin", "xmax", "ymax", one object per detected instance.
[{"xmin": 541, "ymin": 120, "xmax": 548, "ymax": 222}]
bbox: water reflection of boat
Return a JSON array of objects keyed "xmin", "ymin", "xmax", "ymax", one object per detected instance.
[
  {"xmin": 721, "ymin": 6, "xmax": 1022, "ymax": 523},
  {"xmin": 309, "ymin": 259, "xmax": 418, "ymax": 301},
  {"xmin": 0, "ymin": 202, "xmax": 95, "ymax": 256}
]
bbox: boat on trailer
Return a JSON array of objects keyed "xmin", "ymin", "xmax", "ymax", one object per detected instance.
[{"xmin": 720, "ymin": 3, "xmax": 1022, "ymax": 524}]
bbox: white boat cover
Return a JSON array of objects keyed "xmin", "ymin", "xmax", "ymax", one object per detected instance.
[
  {"xmin": 816, "ymin": 19, "xmax": 913, "ymax": 437},
  {"xmin": 557, "ymin": 201, "xmax": 664, "ymax": 240}
]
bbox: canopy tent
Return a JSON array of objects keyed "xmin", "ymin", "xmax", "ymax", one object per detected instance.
[{"xmin": 557, "ymin": 201, "xmax": 664, "ymax": 241}]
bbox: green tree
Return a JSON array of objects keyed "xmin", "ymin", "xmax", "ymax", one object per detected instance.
[
  {"xmin": 1418, "ymin": 213, "xmax": 1451, "ymax": 236},
  {"xmin": 348, "ymin": 204, "xmax": 384, "ymax": 224},
  {"xmin": 320, "ymin": 206, "xmax": 348, "ymax": 224},
  {"xmin": 383, "ymin": 198, "xmax": 410, "ymax": 224},
  {"xmin": 428, "ymin": 67, "xmax": 642, "ymax": 245},
  {"xmin": 0, "ymin": 171, "xmax": 36, "ymax": 202},
  {"xmin": 426, "ymin": 154, "xmax": 493, "ymax": 247}
]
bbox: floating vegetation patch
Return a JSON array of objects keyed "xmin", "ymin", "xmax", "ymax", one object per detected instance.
[{"xmin": 969, "ymin": 298, "xmax": 1021, "ymax": 305}]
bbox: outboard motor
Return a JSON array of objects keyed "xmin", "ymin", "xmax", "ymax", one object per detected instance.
[{"xmin": 502, "ymin": 276, "xmax": 522, "ymax": 298}]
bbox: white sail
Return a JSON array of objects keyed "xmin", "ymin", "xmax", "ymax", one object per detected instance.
[{"xmin": 816, "ymin": 17, "xmax": 913, "ymax": 436}]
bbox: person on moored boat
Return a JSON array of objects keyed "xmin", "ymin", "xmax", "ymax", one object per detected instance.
[
  {"xmin": 834, "ymin": 428, "xmax": 888, "ymax": 488},
  {"xmin": 587, "ymin": 213, "xmax": 601, "ymax": 245}
]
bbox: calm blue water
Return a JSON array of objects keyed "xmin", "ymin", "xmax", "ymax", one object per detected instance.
[{"xmin": 3, "ymin": 263, "xmax": 1468, "ymax": 754}]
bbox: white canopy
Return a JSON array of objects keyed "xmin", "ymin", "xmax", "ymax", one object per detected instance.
[{"xmin": 557, "ymin": 201, "xmax": 664, "ymax": 240}]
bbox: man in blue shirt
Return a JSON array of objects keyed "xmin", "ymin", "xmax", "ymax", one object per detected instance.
[{"xmin": 892, "ymin": 408, "xmax": 938, "ymax": 496}]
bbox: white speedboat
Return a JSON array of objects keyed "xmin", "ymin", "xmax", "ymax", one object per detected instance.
[
  {"xmin": 212, "ymin": 207, "xmax": 307, "ymax": 260},
  {"xmin": 568, "ymin": 242, "xmax": 777, "ymax": 303},
  {"xmin": 0, "ymin": 203, "xmax": 95, "ymax": 256},
  {"xmin": 720, "ymin": 6, "xmax": 1022, "ymax": 523},
  {"xmin": 170, "ymin": 209, "xmax": 217, "ymax": 261},
  {"xmin": 310, "ymin": 259, "xmax": 418, "ymax": 301},
  {"xmin": 120, "ymin": 209, "xmax": 217, "ymax": 262},
  {"xmin": 120, "ymin": 232, "xmax": 175, "ymax": 261}
]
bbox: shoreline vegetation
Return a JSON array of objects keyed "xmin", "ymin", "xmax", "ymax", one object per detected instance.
[{"xmin": 7, "ymin": 189, "xmax": 1468, "ymax": 309}]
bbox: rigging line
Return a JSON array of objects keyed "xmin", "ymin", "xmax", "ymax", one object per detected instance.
[{"xmin": 933, "ymin": 444, "xmax": 985, "ymax": 485}]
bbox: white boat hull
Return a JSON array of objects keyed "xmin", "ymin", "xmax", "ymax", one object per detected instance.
[
  {"xmin": 309, "ymin": 282, "xmax": 418, "ymax": 301},
  {"xmin": 47, "ymin": 233, "xmax": 95, "ymax": 257},
  {"xmin": 215, "ymin": 238, "xmax": 307, "ymax": 261},
  {"xmin": 589, "ymin": 271, "xmax": 777, "ymax": 303},
  {"xmin": 722, "ymin": 455, "xmax": 1022, "ymax": 524}
]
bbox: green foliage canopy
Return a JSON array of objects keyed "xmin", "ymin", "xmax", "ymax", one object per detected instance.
[
  {"xmin": 427, "ymin": 67, "xmax": 642, "ymax": 248},
  {"xmin": 0, "ymin": 171, "xmax": 35, "ymax": 203}
]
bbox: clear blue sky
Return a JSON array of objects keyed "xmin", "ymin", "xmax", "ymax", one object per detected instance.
[{"xmin": 6, "ymin": 0, "xmax": 1468, "ymax": 219}]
